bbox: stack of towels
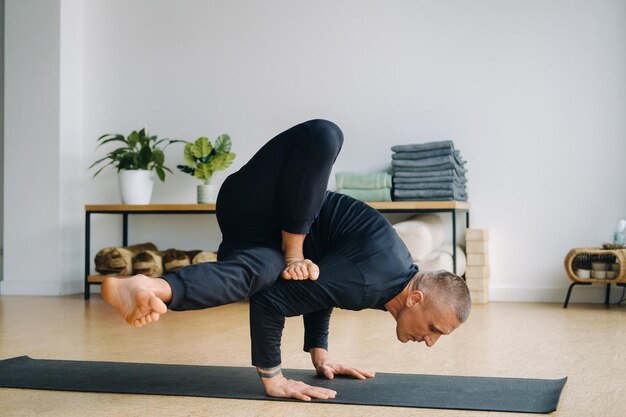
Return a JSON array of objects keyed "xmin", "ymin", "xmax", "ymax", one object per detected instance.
[
  {"xmin": 335, "ymin": 171, "xmax": 392, "ymax": 202},
  {"xmin": 391, "ymin": 140, "xmax": 468, "ymax": 201}
]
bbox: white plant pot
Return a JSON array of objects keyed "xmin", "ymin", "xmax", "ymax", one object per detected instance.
[
  {"xmin": 118, "ymin": 170, "xmax": 154, "ymax": 205},
  {"xmin": 197, "ymin": 184, "xmax": 218, "ymax": 204}
]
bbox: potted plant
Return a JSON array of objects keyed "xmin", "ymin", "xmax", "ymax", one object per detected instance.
[
  {"xmin": 177, "ymin": 135, "xmax": 236, "ymax": 204},
  {"xmin": 89, "ymin": 128, "xmax": 183, "ymax": 204}
]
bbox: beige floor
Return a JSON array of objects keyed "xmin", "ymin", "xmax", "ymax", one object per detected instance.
[{"xmin": 0, "ymin": 294, "xmax": 624, "ymax": 417}]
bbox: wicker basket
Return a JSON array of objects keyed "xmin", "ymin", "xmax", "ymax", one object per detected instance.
[{"xmin": 564, "ymin": 248, "xmax": 626, "ymax": 283}]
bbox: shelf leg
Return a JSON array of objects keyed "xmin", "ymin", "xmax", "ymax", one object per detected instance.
[
  {"xmin": 452, "ymin": 210, "xmax": 457, "ymax": 274},
  {"xmin": 84, "ymin": 212, "xmax": 91, "ymax": 300},
  {"xmin": 563, "ymin": 281, "xmax": 592, "ymax": 308},
  {"xmin": 123, "ymin": 213, "xmax": 129, "ymax": 246},
  {"xmin": 605, "ymin": 283, "xmax": 611, "ymax": 306}
]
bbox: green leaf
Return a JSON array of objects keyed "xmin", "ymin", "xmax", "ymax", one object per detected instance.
[
  {"xmin": 89, "ymin": 155, "xmax": 113, "ymax": 169},
  {"xmin": 118, "ymin": 153, "xmax": 137, "ymax": 170},
  {"xmin": 214, "ymin": 134, "xmax": 232, "ymax": 153},
  {"xmin": 138, "ymin": 146, "xmax": 152, "ymax": 169},
  {"xmin": 156, "ymin": 166, "xmax": 165, "ymax": 182},
  {"xmin": 191, "ymin": 137, "xmax": 212, "ymax": 158},
  {"xmin": 92, "ymin": 160, "xmax": 116, "ymax": 177},
  {"xmin": 127, "ymin": 131, "xmax": 139, "ymax": 148},
  {"xmin": 96, "ymin": 134, "xmax": 127, "ymax": 148},
  {"xmin": 184, "ymin": 143, "xmax": 195, "ymax": 166},
  {"xmin": 207, "ymin": 152, "xmax": 236, "ymax": 172},
  {"xmin": 152, "ymin": 149, "xmax": 165, "ymax": 165},
  {"xmin": 202, "ymin": 164, "xmax": 213, "ymax": 183},
  {"xmin": 194, "ymin": 167, "xmax": 206, "ymax": 180}
]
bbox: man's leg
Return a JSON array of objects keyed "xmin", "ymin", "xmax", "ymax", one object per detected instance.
[
  {"xmin": 103, "ymin": 245, "xmax": 285, "ymax": 327},
  {"xmin": 103, "ymin": 120, "xmax": 343, "ymax": 326},
  {"xmin": 216, "ymin": 119, "xmax": 344, "ymax": 258}
]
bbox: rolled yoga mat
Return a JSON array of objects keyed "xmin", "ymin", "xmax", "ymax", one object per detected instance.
[{"xmin": 0, "ymin": 356, "xmax": 567, "ymax": 413}]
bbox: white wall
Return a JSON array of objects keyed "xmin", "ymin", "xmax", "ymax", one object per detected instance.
[{"xmin": 4, "ymin": 0, "xmax": 626, "ymax": 302}]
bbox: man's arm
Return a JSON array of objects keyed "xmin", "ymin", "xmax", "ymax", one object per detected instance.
[
  {"xmin": 303, "ymin": 308, "xmax": 375, "ymax": 380},
  {"xmin": 249, "ymin": 290, "xmax": 336, "ymax": 401}
]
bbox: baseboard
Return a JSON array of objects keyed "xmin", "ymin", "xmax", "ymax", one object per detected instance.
[
  {"xmin": 490, "ymin": 284, "xmax": 625, "ymax": 304},
  {"xmin": 0, "ymin": 279, "xmax": 84, "ymax": 296}
]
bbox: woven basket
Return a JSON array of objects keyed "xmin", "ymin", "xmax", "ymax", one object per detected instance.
[{"xmin": 564, "ymin": 248, "xmax": 626, "ymax": 283}]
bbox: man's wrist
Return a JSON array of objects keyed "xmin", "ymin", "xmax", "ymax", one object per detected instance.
[
  {"xmin": 309, "ymin": 347, "xmax": 328, "ymax": 367},
  {"xmin": 257, "ymin": 365, "xmax": 284, "ymax": 386}
]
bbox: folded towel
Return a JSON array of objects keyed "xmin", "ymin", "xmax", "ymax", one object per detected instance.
[
  {"xmin": 393, "ymin": 181, "xmax": 467, "ymax": 191},
  {"xmin": 393, "ymin": 149, "xmax": 466, "ymax": 166},
  {"xmin": 335, "ymin": 172, "xmax": 392, "ymax": 189},
  {"xmin": 393, "ymin": 169, "xmax": 458, "ymax": 178},
  {"xmin": 391, "ymin": 155, "xmax": 465, "ymax": 168},
  {"xmin": 391, "ymin": 140, "xmax": 454, "ymax": 153},
  {"xmin": 337, "ymin": 187, "xmax": 392, "ymax": 202},
  {"xmin": 393, "ymin": 162, "xmax": 467, "ymax": 176},
  {"xmin": 393, "ymin": 189, "xmax": 468, "ymax": 201},
  {"xmin": 394, "ymin": 196, "xmax": 468, "ymax": 201},
  {"xmin": 393, "ymin": 175, "xmax": 466, "ymax": 185},
  {"xmin": 390, "ymin": 148, "xmax": 454, "ymax": 160}
]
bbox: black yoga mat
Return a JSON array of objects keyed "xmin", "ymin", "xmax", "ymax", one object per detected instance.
[{"xmin": 0, "ymin": 356, "xmax": 566, "ymax": 413}]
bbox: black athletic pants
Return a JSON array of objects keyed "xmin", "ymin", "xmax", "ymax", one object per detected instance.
[{"xmin": 162, "ymin": 120, "xmax": 344, "ymax": 311}]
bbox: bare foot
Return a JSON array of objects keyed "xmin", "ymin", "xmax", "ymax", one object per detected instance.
[
  {"xmin": 102, "ymin": 274, "xmax": 169, "ymax": 328},
  {"xmin": 282, "ymin": 259, "xmax": 320, "ymax": 281}
]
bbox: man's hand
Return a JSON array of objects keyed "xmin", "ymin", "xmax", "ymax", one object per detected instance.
[
  {"xmin": 314, "ymin": 361, "xmax": 375, "ymax": 380},
  {"xmin": 263, "ymin": 374, "xmax": 337, "ymax": 401},
  {"xmin": 282, "ymin": 258, "xmax": 319, "ymax": 280},
  {"xmin": 309, "ymin": 347, "xmax": 375, "ymax": 380}
]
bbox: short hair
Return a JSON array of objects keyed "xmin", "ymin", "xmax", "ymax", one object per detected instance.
[{"xmin": 410, "ymin": 270, "xmax": 471, "ymax": 323}]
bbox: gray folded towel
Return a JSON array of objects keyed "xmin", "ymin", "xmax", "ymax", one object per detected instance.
[
  {"xmin": 337, "ymin": 188, "xmax": 392, "ymax": 202},
  {"xmin": 390, "ymin": 148, "xmax": 453, "ymax": 160},
  {"xmin": 392, "ymin": 149, "xmax": 466, "ymax": 166},
  {"xmin": 391, "ymin": 140, "xmax": 454, "ymax": 153},
  {"xmin": 393, "ymin": 169, "xmax": 457, "ymax": 178},
  {"xmin": 393, "ymin": 175, "xmax": 467, "ymax": 184},
  {"xmin": 393, "ymin": 196, "xmax": 468, "ymax": 202},
  {"xmin": 335, "ymin": 172, "xmax": 392, "ymax": 189},
  {"xmin": 392, "ymin": 162, "xmax": 467, "ymax": 176},
  {"xmin": 393, "ymin": 188, "xmax": 468, "ymax": 201},
  {"xmin": 393, "ymin": 181, "xmax": 466, "ymax": 190},
  {"xmin": 391, "ymin": 155, "xmax": 465, "ymax": 168}
]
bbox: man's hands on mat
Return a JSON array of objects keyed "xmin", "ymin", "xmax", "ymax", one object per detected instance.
[
  {"xmin": 310, "ymin": 347, "xmax": 375, "ymax": 380},
  {"xmin": 262, "ymin": 374, "xmax": 337, "ymax": 401}
]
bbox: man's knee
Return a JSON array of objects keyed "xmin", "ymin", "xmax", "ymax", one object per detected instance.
[{"xmin": 306, "ymin": 119, "xmax": 344, "ymax": 157}]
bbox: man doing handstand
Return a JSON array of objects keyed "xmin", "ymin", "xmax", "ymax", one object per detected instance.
[{"xmin": 103, "ymin": 119, "xmax": 471, "ymax": 401}]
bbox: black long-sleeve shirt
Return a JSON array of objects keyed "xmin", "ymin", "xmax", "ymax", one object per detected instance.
[{"xmin": 250, "ymin": 191, "xmax": 418, "ymax": 368}]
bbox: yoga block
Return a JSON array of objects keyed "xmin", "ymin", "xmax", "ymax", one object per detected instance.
[
  {"xmin": 465, "ymin": 266, "xmax": 490, "ymax": 279},
  {"xmin": 466, "ymin": 241, "xmax": 489, "ymax": 254},
  {"xmin": 470, "ymin": 290, "xmax": 489, "ymax": 304},
  {"xmin": 466, "ymin": 229, "xmax": 489, "ymax": 241},
  {"xmin": 466, "ymin": 277, "xmax": 489, "ymax": 292},
  {"xmin": 467, "ymin": 252, "xmax": 490, "ymax": 266}
]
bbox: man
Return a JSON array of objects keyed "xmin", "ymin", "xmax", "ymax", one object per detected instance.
[{"xmin": 102, "ymin": 119, "xmax": 471, "ymax": 401}]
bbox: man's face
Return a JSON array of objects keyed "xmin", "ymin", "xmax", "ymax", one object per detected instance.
[{"xmin": 395, "ymin": 291, "xmax": 460, "ymax": 347}]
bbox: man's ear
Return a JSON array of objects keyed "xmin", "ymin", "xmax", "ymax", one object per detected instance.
[{"xmin": 406, "ymin": 290, "xmax": 424, "ymax": 308}]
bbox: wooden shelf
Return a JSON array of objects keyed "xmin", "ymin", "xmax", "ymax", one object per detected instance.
[
  {"xmin": 86, "ymin": 204, "xmax": 216, "ymax": 212},
  {"xmin": 84, "ymin": 200, "xmax": 470, "ymax": 298},
  {"xmin": 86, "ymin": 201, "xmax": 470, "ymax": 213},
  {"xmin": 87, "ymin": 274, "xmax": 132, "ymax": 283},
  {"xmin": 367, "ymin": 201, "xmax": 470, "ymax": 210}
]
